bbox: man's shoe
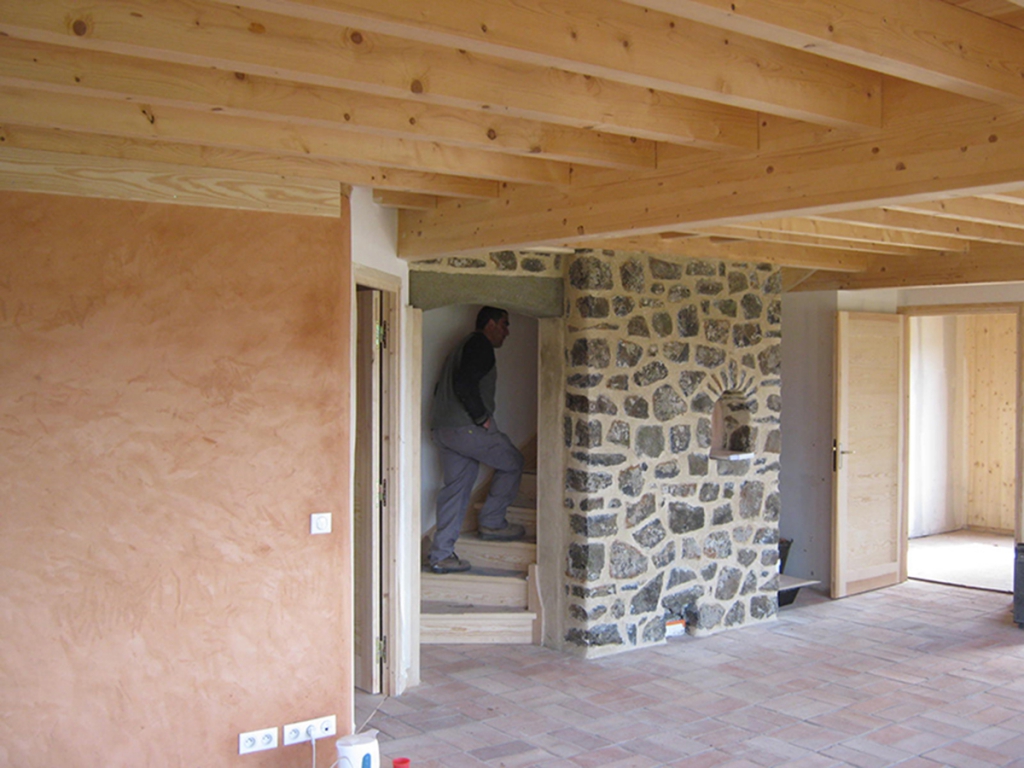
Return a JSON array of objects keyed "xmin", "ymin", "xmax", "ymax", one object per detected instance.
[
  {"xmin": 429, "ymin": 553, "xmax": 471, "ymax": 574},
  {"xmin": 478, "ymin": 522, "xmax": 526, "ymax": 541}
]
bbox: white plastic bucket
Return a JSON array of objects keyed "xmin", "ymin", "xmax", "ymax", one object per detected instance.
[{"xmin": 336, "ymin": 729, "xmax": 380, "ymax": 768}]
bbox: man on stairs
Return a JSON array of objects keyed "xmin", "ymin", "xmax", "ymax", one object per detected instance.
[{"xmin": 428, "ymin": 306, "xmax": 526, "ymax": 574}]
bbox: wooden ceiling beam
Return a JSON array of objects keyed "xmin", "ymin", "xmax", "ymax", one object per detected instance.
[
  {"xmin": 0, "ymin": 124, "xmax": 502, "ymax": 199},
  {"xmin": 893, "ymin": 197, "xmax": 1024, "ymax": 229},
  {"xmin": 372, "ymin": 189, "xmax": 437, "ymax": 210},
  {"xmin": 622, "ymin": 0, "xmax": 1024, "ymax": 104},
  {"xmin": 0, "ymin": 38, "xmax": 656, "ymax": 171},
  {"xmin": 817, "ymin": 207, "xmax": 1024, "ymax": 246},
  {"xmin": 225, "ymin": 0, "xmax": 880, "ymax": 127},
  {"xmin": 0, "ymin": 146, "xmax": 343, "ymax": 216},
  {"xmin": 696, "ymin": 225, "xmax": 952, "ymax": 256},
  {"xmin": 0, "ymin": 84, "xmax": 572, "ymax": 185},
  {"xmin": 0, "ymin": 0, "xmax": 759, "ymax": 148},
  {"xmin": 399, "ymin": 98, "xmax": 1024, "ymax": 257},
  {"xmin": 723, "ymin": 216, "xmax": 971, "ymax": 252},
  {"xmin": 554, "ymin": 234, "xmax": 875, "ymax": 272},
  {"xmin": 791, "ymin": 243, "xmax": 1024, "ymax": 290}
]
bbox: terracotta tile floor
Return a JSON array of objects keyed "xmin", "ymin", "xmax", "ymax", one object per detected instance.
[{"xmin": 364, "ymin": 582, "xmax": 1024, "ymax": 767}]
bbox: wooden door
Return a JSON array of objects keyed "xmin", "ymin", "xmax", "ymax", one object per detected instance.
[
  {"xmin": 354, "ymin": 288, "xmax": 382, "ymax": 693},
  {"xmin": 832, "ymin": 311, "xmax": 907, "ymax": 598}
]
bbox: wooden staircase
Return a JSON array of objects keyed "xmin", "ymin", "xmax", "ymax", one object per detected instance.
[{"xmin": 421, "ymin": 468, "xmax": 542, "ymax": 644}]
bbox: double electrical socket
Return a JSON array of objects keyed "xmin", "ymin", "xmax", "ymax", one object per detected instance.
[
  {"xmin": 283, "ymin": 714, "xmax": 337, "ymax": 745},
  {"xmin": 238, "ymin": 726, "xmax": 278, "ymax": 755}
]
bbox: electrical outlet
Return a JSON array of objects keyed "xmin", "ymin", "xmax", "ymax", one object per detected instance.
[
  {"xmin": 283, "ymin": 714, "xmax": 336, "ymax": 746},
  {"xmin": 310, "ymin": 512, "xmax": 332, "ymax": 535},
  {"xmin": 239, "ymin": 726, "xmax": 278, "ymax": 755}
]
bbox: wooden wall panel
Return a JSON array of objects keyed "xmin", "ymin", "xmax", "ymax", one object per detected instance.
[
  {"xmin": 0, "ymin": 191, "xmax": 352, "ymax": 766},
  {"xmin": 962, "ymin": 313, "xmax": 1018, "ymax": 533}
]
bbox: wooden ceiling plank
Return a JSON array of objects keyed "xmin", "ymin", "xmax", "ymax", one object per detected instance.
[
  {"xmin": 372, "ymin": 189, "xmax": 437, "ymax": 209},
  {"xmin": 0, "ymin": 0, "xmax": 758, "ymax": 148},
  {"xmin": 221, "ymin": 0, "xmax": 881, "ymax": 127},
  {"xmin": 570, "ymin": 234, "xmax": 874, "ymax": 271},
  {"xmin": 0, "ymin": 124, "xmax": 502, "ymax": 198},
  {"xmin": 818, "ymin": 207, "xmax": 1024, "ymax": 245},
  {"xmin": 621, "ymin": 0, "xmax": 1024, "ymax": 103},
  {"xmin": 792, "ymin": 243, "xmax": 1024, "ymax": 290},
  {"xmin": 0, "ymin": 84, "xmax": 572, "ymax": 185},
  {"xmin": 0, "ymin": 38, "xmax": 657, "ymax": 170},
  {"xmin": 399, "ymin": 98, "xmax": 1024, "ymax": 257},
  {"xmin": 0, "ymin": 145, "xmax": 343, "ymax": 215}
]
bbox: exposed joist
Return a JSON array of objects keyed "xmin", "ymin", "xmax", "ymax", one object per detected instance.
[
  {"xmin": 696, "ymin": 225, "xmax": 950, "ymax": 256},
  {"xmin": 0, "ymin": 146, "xmax": 343, "ymax": 215},
  {"xmin": 0, "ymin": 85, "xmax": 572, "ymax": 185},
  {"xmin": 894, "ymin": 197, "xmax": 1024, "ymax": 228},
  {"xmin": 0, "ymin": 37, "xmax": 657, "ymax": 171},
  {"xmin": 723, "ymin": 216, "xmax": 971, "ymax": 252},
  {"xmin": 817, "ymin": 207, "xmax": 1024, "ymax": 246},
  {"xmin": 622, "ymin": 0, "xmax": 1024, "ymax": 103},
  {"xmin": 399, "ymin": 97, "xmax": 1024, "ymax": 256},
  {"xmin": 555, "ymin": 234, "xmax": 875, "ymax": 272},
  {"xmin": 223, "ymin": 0, "xmax": 881, "ymax": 127},
  {"xmin": 373, "ymin": 189, "xmax": 437, "ymax": 210},
  {"xmin": 791, "ymin": 243, "xmax": 1024, "ymax": 290},
  {"xmin": 0, "ymin": 0, "xmax": 759, "ymax": 148},
  {"xmin": 0, "ymin": 124, "xmax": 501, "ymax": 198}
]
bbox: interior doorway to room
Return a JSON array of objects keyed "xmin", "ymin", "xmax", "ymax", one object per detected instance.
[
  {"xmin": 906, "ymin": 306, "xmax": 1021, "ymax": 594},
  {"xmin": 353, "ymin": 272, "xmax": 401, "ymax": 696},
  {"xmin": 417, "ymin": 306, "xmax": 541, "ymax": 643}
]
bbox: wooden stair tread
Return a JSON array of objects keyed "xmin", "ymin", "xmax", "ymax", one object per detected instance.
[
  {"xmin": 422, "ymin": 601, "xmax": 535, "ymax": 615},
  {"xmin": 422, "ymin": 565, "xmax": 526, "ymax": 580},
  {"xmin": 467, "ymin": 533, "xmax": 537, "ymax": 546}
]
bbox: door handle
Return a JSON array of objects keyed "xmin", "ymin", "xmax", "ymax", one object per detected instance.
[{"xmin": 832, "ymin": 440, "xmax": 855, "ymax": 471}]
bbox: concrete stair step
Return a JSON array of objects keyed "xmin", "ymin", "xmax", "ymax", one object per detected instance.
[
  {"xmin": 421, "ymin": 568, "xmax": 528, "ymax": 609},
  {"xmin": 457, "ymin": 535, "xmax": 536, "ymax": 571},
  {"xmin": 420, "ymin": 602, "xmax": 537, "ymax": 644}
]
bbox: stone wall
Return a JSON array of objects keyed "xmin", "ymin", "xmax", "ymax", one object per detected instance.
[
  {"xmin": 562, "ymin": 250, "xmax": 782, "ymax": 655},
  {"xmin": 411, "ymin": 250, "xmax": 564, "ymax": 278},
  {"xmin": 412, "ymin": 248, "xmax": 783, "ymax": 655}
]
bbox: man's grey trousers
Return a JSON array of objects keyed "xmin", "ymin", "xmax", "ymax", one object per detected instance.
[{"xmin": 429, "ymin": 421, "xmax": 524, "ymax": 565}]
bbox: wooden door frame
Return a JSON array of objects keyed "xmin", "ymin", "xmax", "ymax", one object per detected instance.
[
  {"xmin": 900, "ymin": 303, "xmax": 1023, "ymax": 617},
  {"xmin": 352, "ymin": 264, "xmax": 414, "ymax": 699}
]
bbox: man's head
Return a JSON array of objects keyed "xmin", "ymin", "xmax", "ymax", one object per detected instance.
[{"xmin": 476, "ymin": 306, "xmax": 510, "ymax": 348}]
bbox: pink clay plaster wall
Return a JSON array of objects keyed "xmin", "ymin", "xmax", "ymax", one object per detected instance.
[{"xmin": 0, "ymin": 192, "xmax": 352, "ymax": 767}]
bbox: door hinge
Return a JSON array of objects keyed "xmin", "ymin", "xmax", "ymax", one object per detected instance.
[
  {"xmin": 378, "ymin": 479, "xmax": 387, "ymax": 507},
  {"xmin": 376, "ymin": 321, "xmax": 388, "ymax": 349},
  {"xmin": 375, "ymin": 636, "xmax": 387, "ymax": 665}
]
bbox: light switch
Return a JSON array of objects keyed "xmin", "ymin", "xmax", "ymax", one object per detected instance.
[{"xmin": 310, "ymin": 512, "xmax": 332, "ymax": 535}]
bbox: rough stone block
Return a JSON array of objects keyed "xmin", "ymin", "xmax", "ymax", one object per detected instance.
[
  {"xmin": 610, "ymin": 540, "xmax": 649, "ymax": 579},
  {"xmin": 567, "ymin": 542, "xmax": 605, "ymax": 581},
  {"xmin": 668, "ymin": 502, "xmax": 704, "ymax": 534}
]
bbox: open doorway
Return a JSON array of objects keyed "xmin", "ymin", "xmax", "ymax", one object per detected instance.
[
  {"xmin": 418, "ymin": 306, "xmax": 541, "ymax": 642},
  {"xmin": 906, "ymin": 306, "xmax": 1021, "ymax": 593}
]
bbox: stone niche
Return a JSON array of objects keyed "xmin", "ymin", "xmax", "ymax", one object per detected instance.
[{"xmin": 562, "ymin": 250, "xmax": 781, "ymax": 655}]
